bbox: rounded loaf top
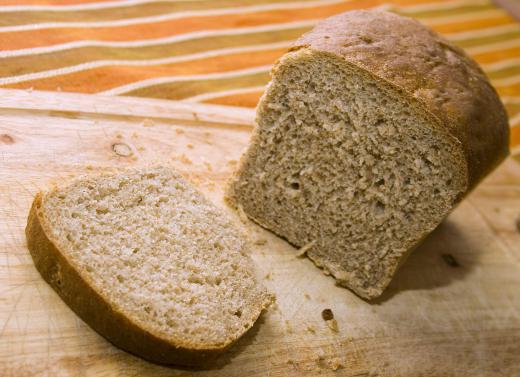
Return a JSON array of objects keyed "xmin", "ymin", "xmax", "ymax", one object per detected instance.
[{"xmin": 293, "ymin": 10, "xmax": 509, "ymax": 189}]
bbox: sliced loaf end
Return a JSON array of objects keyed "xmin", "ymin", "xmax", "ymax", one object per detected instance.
[
  {"xmin": 27, "ymin": 166, "xmax": 273, "ymax": 365},
  {"xmin": 226, "ymin": 48, "xmax": 468, "ymax": 299}
]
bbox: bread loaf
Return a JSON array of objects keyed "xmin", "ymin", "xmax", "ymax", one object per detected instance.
[
  {"xmin": 26, "ymin": 167, "xmax": 273, "ymax": 365},
  {"xmin": 226, "ymin": 10, "xmax": 509, "ymax": 299}
]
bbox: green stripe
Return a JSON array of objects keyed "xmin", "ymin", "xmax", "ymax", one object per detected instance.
[
  {"xmin": 0, "ymin": 27, "xmax": 309, "ymax": 79},
  {"xmin": 125, "ymin": 71, "xmax": 270, "ymax": 100},
  {"xmin": 396, "ymin": 3, "xmax": 495, "ymax": 19},
  {"xmin": 0, "ymin": 0, "xmax": 321, "ymax": 27},
  {"xmin": 505, "ymin": 102, "xmax": 520, "ymax": 118},
  {"xmin": 486, "ymin": 64, "xmax": 520, "ymax": 80}
]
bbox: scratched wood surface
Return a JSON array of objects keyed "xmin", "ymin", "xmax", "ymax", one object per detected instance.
[{"xmin": 0, "ymin": 88, "xmax": 519, "ymax": 377}]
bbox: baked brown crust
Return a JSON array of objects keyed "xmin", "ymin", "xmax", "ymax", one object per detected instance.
[
  {"xmin": 293, "ymin": 10, "xmax": 509, "ymax": 190},
  {"xmin": 25, "ymin": 194, "xmax": 234, "ymax": 366}
]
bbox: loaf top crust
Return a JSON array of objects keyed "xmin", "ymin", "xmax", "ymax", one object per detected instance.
[{"xmin": 293, "ymin": 10, "xmax": 509, "ymax": 188}]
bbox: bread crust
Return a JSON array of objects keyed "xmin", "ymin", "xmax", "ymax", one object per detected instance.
[
  {"xmin": 293, "ymin": 10, "xmax": 509, "ymax": 190},
  {"xmin": 26, "ymin": 194, "xmax": 247, "ymax": 366}
]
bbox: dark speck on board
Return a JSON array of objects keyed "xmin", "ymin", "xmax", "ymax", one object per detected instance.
[
  {"xmin": 442, "ymin": 254, "xmax": 461, "ymax": 268},
  {"xmin": 321, "ymin": 308, "xmax": 334, "ymax": 321}
]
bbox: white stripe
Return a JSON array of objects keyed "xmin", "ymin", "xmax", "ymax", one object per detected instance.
[
  {"xmin": 0, "ymin": 0, "xmax": 205, "ymax": 12},
  {"xmin": 0, "ymin": 19, "xmax": 317, "ymax": 58},
  {"xmin": 99, "ymin": 65, "xmax": 272, "ymax": 96},
  {"xmin": 509, "ymin": 112, "xmax": 520, "ymax": 126},
  {"xmin": 501, "ymin": 96, "xmax": 520, "ymax": 104},
  {"xmin": 481, "ymin": 58, "xmax": 520, "ymax": 71},
  {"xmin": 492, "ymin": 75, "xmax": 520, "ymax": 87},
  {"xmin": 0, "ymin": 41, "xmax": 290, "ymax": 86},
  {"xmin": 444, "ymin": 23, "xmax": 520, "ymax": 40},
  {"xmin": 0, "ymin": 0, "xmax": 345, "ymax": 32},
  {"xmin": 466, "ymin": 39, "xmax": 520, "ymax": 55},
  {"xmin": 182, "ymin": 86, "xmax": 266, "ymax": 102}
]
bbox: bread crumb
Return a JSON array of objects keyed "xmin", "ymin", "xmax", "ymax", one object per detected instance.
[
  {"xmin": 254, "ymin": 238, "xmax": 267, "ymax": 245},
  {"xmin": 297, "ymin": 240, "xmax": 316, "ymax": 257},
  {"xmin": 326, "ymin": 319, "xmax": 339, "ymax": 333},
  {"xmin": 304, "ymin": 293, "xmax": 311, "ymax": 300},
  {"xmin": 227, "ymin": 159, "xmax": 238, "ymax": 166},
  {"xmin": 307, "ymin": 325, "xmax": 316, "ymax": 333},
  {"xmin": 321, "ymin": 308, "xmax": 334, "ymax": 321},
  {"xmin": 264, "ymin": 273, "xmax": 272, "ymax": 280},
  {"xmin": 236, "ymin": 204, "xmax": 249, "ymax": 223},
  {"xmin": 203, "ymin": 161, "xmax": 213, "ymax": 171},
  {"xmin": 85, "ymin": 165, "xmax": 94, "ymax": 171},
  {"xmin": 131, "ymin": 156, "xmax": 138, "ymax": 161},
  {"xmin": 116, "ymin": 133, "xmax": 123, "ymax": 139},
  {"xmin": 285, "ymin": 320, "xmax": 293, "ymax": 334},
  {"xmin": 287, "ymin": 358, "xmax": 295, "ymax": 365},
  {"xmin": 327, "ymin": 357, "xmax": 343, "ymax": 371},
  {"xmin": 175, "ymin": 128, "xmax": 185, "ymax": 134},
  {"xmin": 142, "ymin": 119, "xmax": 155, "ymax": 127},
  {"xmin": 174, "ymin": 154, "xmax": 192, "ymax": 165},
  {"xmin": 187, "ymin": 143, "xmax": 194, "ymax": 149}
]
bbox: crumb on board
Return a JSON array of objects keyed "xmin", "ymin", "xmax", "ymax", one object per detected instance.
[
  {"xmin": 327, "ymin": 357, "xmax": 343, "ymax": 371},
  {"xmin": 307, "ymin": 325, "xmax": 316, "ymax": 334},
  {"xmin": 321, "ymin": 308, "xmax": 334, "ymax": 321},
  {"xmin": 287, "ymin": 359, "xmax": 295, "ymax": 365},
  {"xmin": 116, "ymin": 133, "xmax": 123, "ymax": 139},
  {"xmin": 297, "ymin": 240, "xmax": 316, "ymax": 258},
  {"xmin": 187, "ymin": 143, "xmax": 194, "ymax": 149},
  {"xmin": 175, "ymin": 128, "xmax": 185, "ymax": 135},
  {"xmin": 304, "ymin": 293, "xmax": 311, "ymax": 300},
  {"xmin": 142, "ymin": 118, "xmax": 155, "ymax": 127},
  {"xmin": 173, "ymin": 154, "xmax": 192, "ymax": 164},
  {"xmin": 264, "ymin": 272, "xmax": 272, "ymax": 280},
  {"xmin": 131, "ymin": 156, "xmax": 138, "ymax": 161},
  {"xmin": 227, "ymin": 159, "xmax": 238, "ymax": 166},
  {"xmin": 254, "ymin": 238, "xmax": 267, "ymax": 245},
  {"xmin": 326, "ymin": 319, "xmax": 339, "ymax": 333},
  {"xmin": 85, "ymin": 165, "xmax": 94, "ymax": 171}
]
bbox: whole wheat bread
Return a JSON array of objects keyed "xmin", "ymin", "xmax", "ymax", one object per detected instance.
[
  {"xmin": 26, "ymin": 167, "xmax": 273, "ymax": 365},
  {"xmin": 226, "ymin": 10, "xmax": 509, "ymax": 299}
]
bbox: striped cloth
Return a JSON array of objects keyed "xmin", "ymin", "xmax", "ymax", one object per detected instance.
[{"xmin": 0, "ymin": 0, "xmax": 519, "ymax": 156}]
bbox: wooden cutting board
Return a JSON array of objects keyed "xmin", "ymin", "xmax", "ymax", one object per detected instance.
[{"xmin": 1, "ymin": 88, "xmax": 519, "ymax": 377}]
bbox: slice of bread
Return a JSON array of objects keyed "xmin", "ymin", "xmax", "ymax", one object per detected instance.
[
  {"xmin": 26, "ymin": 167, "xmax": 273, "ymax": 365},
  {"xmin": 226, "ymin": 10, "xmax": 509, "ymax": 299}
]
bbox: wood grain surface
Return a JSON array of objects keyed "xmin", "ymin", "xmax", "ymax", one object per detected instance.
[{"xmin": 0, "ymin": 88, "xmax": 519, "ymax": 377}]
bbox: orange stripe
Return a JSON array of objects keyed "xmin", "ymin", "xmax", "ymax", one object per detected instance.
[
  {"xmin": 204, "ymin": 91, "xmax": 264, "ymax": 107},
  {"xmin": 0, "ymin": 0, "xmax": 378, "ymax": 51},
  {"xmin": 510, "ymin": 126, "xmax": 520, "ymax": 148},
  {"xmin": 3, "ymin": 48, "xmax": 286, "ymax": 92},
  {"xmin": 472, "ymin": 46, "xmax": 520, "ymax": 64}
]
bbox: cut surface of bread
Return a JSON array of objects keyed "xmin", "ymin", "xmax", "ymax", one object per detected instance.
[
  {"xmin": 26, "ymin": 167, "xmax": 273, "ymax": 365},
  {"xmin": 226, "ymin": 11, "xmax": 509, "ymax": 300}
]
